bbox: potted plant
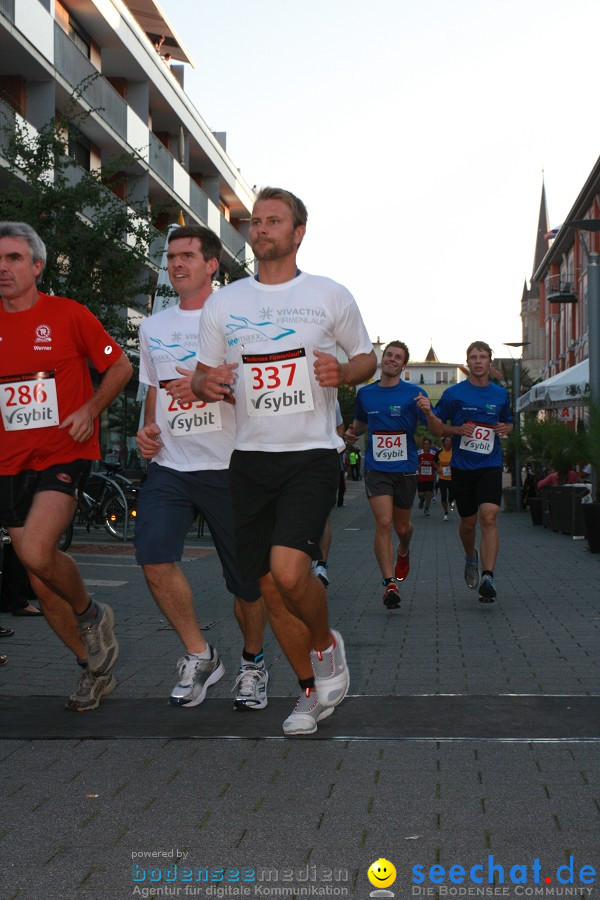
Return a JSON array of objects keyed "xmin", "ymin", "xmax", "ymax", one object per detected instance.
[{"xmin": 521, "ymin": 418, "xmax": 585, "ymax": 533}]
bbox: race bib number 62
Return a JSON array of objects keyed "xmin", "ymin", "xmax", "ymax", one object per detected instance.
[
  {"xmin": 460, "ymin": 422, "xmax": 495, "ymax": 455},
  {"xmin": 242, "ymin": 348, "xmax": 314, "ymax": 417},
  {"xmin": 0, "ymin": 370, "xmax": 59, "ymax": 431}
]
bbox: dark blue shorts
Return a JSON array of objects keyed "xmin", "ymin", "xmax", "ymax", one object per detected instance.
[{"xmin": 134, "ymin": 463, "xmax": 260, "ymax": 602}]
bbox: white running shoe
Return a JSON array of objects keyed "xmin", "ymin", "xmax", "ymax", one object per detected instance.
[
  {"xmin": 310, "ymin": 629, "xmax": 349, "ymax": 708},
  {"xmin": 283, "ymin": 688, "xmax": 335, "ymax": 735},
  {"xmin": 232, "ymin": 664, "xmax": 269, "ymax": 710},
  {"xmin": 170, "ymin": 647, "xmax": 224, "ymax": 708}
]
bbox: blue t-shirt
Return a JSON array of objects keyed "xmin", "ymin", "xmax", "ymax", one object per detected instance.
[
  {"xmin": 433, "ymin": 380, "xmax": 512, "ymax": 470},
  {"xmin": 355, "ymin": 380, "xmax": 427, "ymax": 473}
]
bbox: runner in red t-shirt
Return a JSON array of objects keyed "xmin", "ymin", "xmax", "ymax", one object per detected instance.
[
  {"xmin": 0, "ymin": 222, "xmax": 132, "ymax": 709},
  {"xmin": 417, "ymin": 438, "xmax": 436, "ymax": 516}
]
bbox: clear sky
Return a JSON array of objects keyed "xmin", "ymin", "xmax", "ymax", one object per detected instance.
[{"xmin": 161, "ymin": 0, "xmax": 600, "ymax": 363}]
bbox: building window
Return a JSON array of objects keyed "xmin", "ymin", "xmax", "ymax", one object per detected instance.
[
  {"xmin": 436, "ymin": 371, "xmax": 448, "ymax": 384},
  {"xmin": 68, "ymin": 129, "xmax": 91, "ymax": 170}
]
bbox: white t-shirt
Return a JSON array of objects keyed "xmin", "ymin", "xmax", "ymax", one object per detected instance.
[
  {"xmin": 196, "ymin": 273, "xmax": 373, "ymax": 452},
  {"xmin": 139, "ymin": 304, "xmax": 235, "ymax": 471}
]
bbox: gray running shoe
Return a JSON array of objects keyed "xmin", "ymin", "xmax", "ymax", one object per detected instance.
[
  {"xmin": 66, "ymin": 668, "xmax": 116, "ymax": 712},
  {"xmin": 283, "ymin": 688, "xmax": 335, "ymax": 735},
  {"xmin": 78, "ymin": 602, "xmax": 119, "ymax": 675},
  {"xmin": 232, "ymin": 664, "xmax": 269, "ymax": 710},
  {"xmin": 464, "ymin": 551, "xmax": 479, "ymax": 589},
  {"xmin": 478, "ymin": 574, "xmax": 497, "ymax": 603},
  {"xmin": 170, "ymin": 647, "xmax": 224, "ymax": 708},
  {"xmin": 310, "ymin": 629, "xmax": 350, "ymax": 708}
]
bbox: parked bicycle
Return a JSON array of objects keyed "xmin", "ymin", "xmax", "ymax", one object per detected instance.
[{"xmin": 60, "ymin": 464, "xmax": 139, "ymax": 551}]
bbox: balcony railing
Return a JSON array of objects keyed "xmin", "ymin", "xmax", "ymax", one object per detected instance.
[
  {"xmin": 545, "ymin": 273, "xmax": 578, "ymax": 304},
  {"xmin": 189, "ymin": 179, "xmax": 208, "ymax": 222},
  {"xmin": 149, "ymin": 132, "xmax": 173, "ymax": 189},
  {"xmin": 220, "ymin": 216, "xmax": 247, "ymax": 261},
  {"xmin": 0, "ymin": 0, "xmax": 15, "ymax": 21},
  {"xmin": 54, "ymin": 23, "xmax": 127, "ymax": 139}
]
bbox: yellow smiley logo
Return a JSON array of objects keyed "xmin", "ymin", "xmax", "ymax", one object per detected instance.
[{"xmin": 367, "ymin": 859, "xmax": 397, "ymax": 889}]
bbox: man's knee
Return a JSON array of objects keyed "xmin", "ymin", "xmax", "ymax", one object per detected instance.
[{"xmin": 143, "ymin": 561, "xmax": 178, "ymax": 589}]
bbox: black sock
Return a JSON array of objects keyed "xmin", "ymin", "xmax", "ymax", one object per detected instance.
[
  {"xmin": 382, "ymin": 577, "xmax": 395, "ymax": 587},
  {"xmin": 299, "ymin": 677, "xmax": 315, "ymax": 691},
  {"xmin": 242, "ymin": 648, "xmax": 264, "ymax": 665},
  {"xmin": 482, "ymin": 570, "xmax": 494, "ymax": 579}
]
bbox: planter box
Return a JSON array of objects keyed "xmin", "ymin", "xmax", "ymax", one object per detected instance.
[
  {"xmin": 529, "ymin": 497, "xmax": 543, "ymax": 526},
  {"xmin": 582, "ymin": 502, "xmax": 600, "ymax": 553},
  {"xmin": 542, "ymin": 485, "xmax": 590, "ymax": 535}
]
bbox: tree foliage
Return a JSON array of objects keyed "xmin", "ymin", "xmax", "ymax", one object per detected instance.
[{"xmin": 0, "ymin": 83, "xmax": 159, "ymax": 350}]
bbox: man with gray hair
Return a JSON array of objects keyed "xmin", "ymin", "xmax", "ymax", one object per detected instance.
[{"xmin": 0, "ymin": 222, "xmax": 132, "ymax": 708}]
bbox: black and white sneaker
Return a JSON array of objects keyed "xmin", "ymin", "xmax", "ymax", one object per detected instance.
[
  {"xmin": 170, "ymin": 647, "xmax": 224, "ymax": 708},
  {"xmin": 78, "ymin": 602, "xmax": 119, "ymax": 675},
  {"xmin": 232, "ymin": 664, "xmax": 269, "ymax": 710}
]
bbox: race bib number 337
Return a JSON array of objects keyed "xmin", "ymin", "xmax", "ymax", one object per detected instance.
[
  {"xmin": 0, "ymin": 370, "xmax": 59, "ymax": 431},
  {"xmin": 242, "ymin": 348, "xmax": 314, "ymax": 417}
]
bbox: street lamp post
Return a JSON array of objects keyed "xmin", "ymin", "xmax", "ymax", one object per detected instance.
[{"xmin": 504, "ymin": 342, "xmax": 530, "ymax": 512}]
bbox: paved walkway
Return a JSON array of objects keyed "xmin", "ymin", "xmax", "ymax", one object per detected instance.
[{"xmin": 1, "ymin": 482, "xmax": 599, "ymax": 899}]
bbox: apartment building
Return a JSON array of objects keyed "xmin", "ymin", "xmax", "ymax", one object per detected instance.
[{"xmin": 0, "ymin": 0, "xmax": 255, "ymax": 280}]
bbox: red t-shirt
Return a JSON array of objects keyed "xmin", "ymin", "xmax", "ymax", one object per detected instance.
[
  {"xmin": 417, "ymin": 449, "xmax": 436, "ymax": 482},
  {"xmin": 0, "ymin": 293, "xmax": 123, "ymax": 474}
]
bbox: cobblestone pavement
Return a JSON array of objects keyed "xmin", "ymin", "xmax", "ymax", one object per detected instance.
[{"xmin": 1, "ymin": 481, "xmax": 598, "ymax": 899}]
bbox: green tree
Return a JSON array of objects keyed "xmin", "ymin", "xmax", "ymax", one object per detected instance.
[{"xmin": 0, "ymin": 85, "xmax": 158, "ymax": 350}]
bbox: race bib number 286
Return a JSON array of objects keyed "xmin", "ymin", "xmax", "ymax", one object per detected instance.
[{"xmin": 0, "ymin": 371, "xmax": 59, "ymax": 431}]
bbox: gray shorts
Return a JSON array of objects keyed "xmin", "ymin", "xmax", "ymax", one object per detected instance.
[
  {"xmin": 134, "ymin": 463, "xmax": 260, "ymax": 602},
  {"xmin": 364, "ymin": 471, "xmax": 417, "ymax": 509}
]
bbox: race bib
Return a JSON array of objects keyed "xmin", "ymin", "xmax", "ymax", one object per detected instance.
[
  {"xmin": 372, "ymin": 431, "xmax": 407, "ymax": 463},
  {"xmin": 158, "ymin": 382, "xmax": 222, "ymax": 436},
  {"xmin": 0, "ymin": 371, "xmax": 59, "ymax": 431},
  {"xmin": 460, "ymin": 422, "xmax": 495, "ymax": 455},
  {"xmin": 242, "ymin": 348, "xmax": 314, "ymax": 417},
  {"xmin": 419, "ymin": 464, "xmax": 433, "ymax": 476},
  {"xmin": 442, "ymin": 465, "xmax": 451, "ymax": 477}
]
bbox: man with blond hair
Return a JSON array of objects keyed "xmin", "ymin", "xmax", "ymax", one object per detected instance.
[{"xmin": 192, "ymin": 187, "xmax": 376, "ymax": 734}]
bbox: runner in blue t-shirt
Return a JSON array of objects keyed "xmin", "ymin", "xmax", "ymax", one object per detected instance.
[
  {"xmin": 345, "ymin": 341, "xmax": 427, "ymax": 609},
  {"xmin": 416, "ymin": 341, "xmax": 513, "ymax": 603}
]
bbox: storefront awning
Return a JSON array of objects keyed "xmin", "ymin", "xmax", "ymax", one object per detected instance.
[{"xmin": 517, "ymin": 360, "xmax": 589, "ymax": 413}]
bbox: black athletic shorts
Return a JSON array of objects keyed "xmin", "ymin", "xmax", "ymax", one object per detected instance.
[
  {"xmin": 450, "ymin": 466, "xmax": 502, "ymax": 518},
  {"xmin": 0, "ymin": 460, "xmax": 91, "ymax": 528},
  {"xmin": 228, "ymin": 448, "xmax": 339, "ymax": 581}
]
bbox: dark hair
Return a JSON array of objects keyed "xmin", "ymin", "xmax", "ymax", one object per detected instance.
[
  {"xmin": 168, "ymin": 225, "xmax": 222, "ymax": 263},
  {"xmin": 0, "ymin": 221, "xmax": 46, "ymax": 283},
  {"xmin": 253, "ymin": 187, "xmax": 308, "ymax": 229},
  {"xmin": 466, "ymin": 340, "xmax": 493, "ymax": 360},
  {"xmin": 383, "ymin": 340, "xmax": 410, "ymax": 365}
]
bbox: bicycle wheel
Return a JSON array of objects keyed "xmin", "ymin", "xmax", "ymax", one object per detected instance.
[
  {"xmin": 101, "ymin": 492, "xmax": 128, "ymax": 540},
  {"xmin": 122, "ymin": 488, "xmax": 138, "ymax": 541}
]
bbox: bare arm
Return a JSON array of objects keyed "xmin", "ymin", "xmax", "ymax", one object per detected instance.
[
  {"xmin": 313, "ymin": 350, "xmax": 377, "ymax": 388},
  {"xmin": 136, "ymin": 386, "xmax": 163, "ymax": 459},
  {"xmin": 59, "ymin": 353, "xmax": 132, "ymax": 442},
  {"xmin": 191, "ymin": 360, "xmax": 238, "ymax": 404},
  {"xmin": 344, "ymin": 418, "xmax": 368, "ymax": 443}
]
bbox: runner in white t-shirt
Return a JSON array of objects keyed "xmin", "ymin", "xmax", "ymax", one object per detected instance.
[
  {"xmin": 193, "ymin": 187, "xmax": 376, "ymax": 735},
  {"xmin": 135, "ymin": 225, "xmax": 267, "ymax": 711}
]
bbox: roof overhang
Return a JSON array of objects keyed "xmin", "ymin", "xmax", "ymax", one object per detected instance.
[{"xmin": 124, "ymin": 0, "xmax": 195, "ymax": 66}]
